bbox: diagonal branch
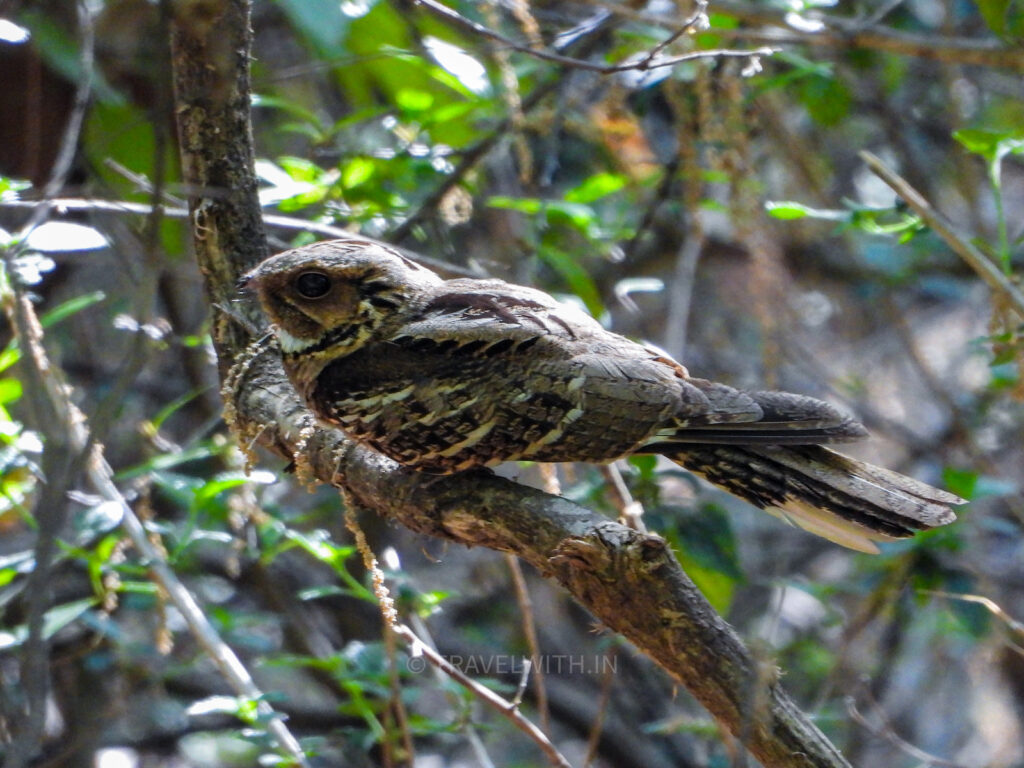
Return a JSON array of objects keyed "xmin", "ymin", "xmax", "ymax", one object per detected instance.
[
  {"xmin": 860, "ymin": 151, "xmax": 1024, "ymax": 317},
  {"xmin": 173, "ymin": 1, "xmax": 852, "ymax": 766},
  {"xmin": 412, "ymin": 0, "xmax": 774, "ymax": 75}
]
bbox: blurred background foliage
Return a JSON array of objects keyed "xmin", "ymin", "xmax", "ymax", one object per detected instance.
[{"xmin": 0, "ymin": 0, "xmax": 1022, "ymax": 766}]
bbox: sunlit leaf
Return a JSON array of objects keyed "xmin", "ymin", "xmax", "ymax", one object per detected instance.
[
  {"xmin": 0, "ymin": 379, "xmax": 21, "ymax": 405},
  {"xmin": 342, "ymin": 157, "xmax": 376, "ymax": 189},
  {"xmin": 395, "ymin": 88, "xmax": 434, "ymax": 113},
  {"xmin": 564, "ymin": 173, "xmax": 627, "ymax": 204},
  {"xmin": 765, "ymin": 201, "xmax": 849, "ymax": 221}
]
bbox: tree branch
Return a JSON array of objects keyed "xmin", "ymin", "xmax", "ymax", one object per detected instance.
[
  {"xmin": 412, "ymin": 0, "xmax": 774, "ymax": 75},
  {"xmin": 591, "ymin": 0, "xmax": 1024, "ymax": 71},
  {"xmin": 173, "ymin": 1, "xmax": 853, "ymax": 765},
  {"xmin": 860, "ymin": 151, "xmax": 1024, "ymax": 317}
]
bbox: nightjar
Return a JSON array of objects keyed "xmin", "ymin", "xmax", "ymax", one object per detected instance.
[{"xmin": 241, "ymin": 238, "xmax": 962, "ymax": 553}]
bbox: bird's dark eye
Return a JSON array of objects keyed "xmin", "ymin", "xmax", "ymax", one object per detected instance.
[{"xmin": 295, "ymin": 272, "xmax": 331, "ymax": 299}]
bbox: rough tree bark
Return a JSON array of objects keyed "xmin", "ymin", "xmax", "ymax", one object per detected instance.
[{"xmin": 169, "ymin": 1, "xmax": 852, "ymax": 766}]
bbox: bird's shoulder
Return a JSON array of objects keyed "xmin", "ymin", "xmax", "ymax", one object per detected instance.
[{"xmin": 388, "ymin": 277, "xmax": 610, "ymax": 351}]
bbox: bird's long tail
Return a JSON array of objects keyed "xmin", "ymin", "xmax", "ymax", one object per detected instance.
[
  {"xmin": 668, "ymin": 444, "xmax": 962, "ymax": 553},
  {"xmin": 640, "ymin": 380, "xmax": 962, "ymax": 551}
]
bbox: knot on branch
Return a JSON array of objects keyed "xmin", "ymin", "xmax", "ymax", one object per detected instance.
[{"xmin": 549, "ymin": 523, "xmax": 670, "ymax": 577}]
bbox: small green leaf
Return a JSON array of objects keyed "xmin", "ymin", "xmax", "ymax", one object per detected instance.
[
  {"xmin": 41, "ymin": 291, "xmax": 106, "ymax": 328},
  {"xmin": 799, "ymin": 74, "xmax": 851, "ymax": 126},
  {"xmin": 278, "ymin": 155, "xmax": 323, "ymax": 182},
  {"xmin": 0, "ymin": 379, "xmax": 22, "ymax": 405},
  {"xmin": 487, "ymin": 196, "xmax": 544, "ymax": 215},
  {"xmin": 953, "ymin": 128, "xmax": 1024, "ymax": 163},
  {"xmin": 342, "ymin": 157, "xmax": 376, "ymax": 189},
  {"xmin": 766, "ymin": 202, "xmax": 808, "ymax": 220},
  {"xmin": 564, "ymin": 173, "xmax": 627, "ymax": 204},
  {"xmin": 765, "ymin": 201, "xmax": 848, "ymax": 221},
  {"xmin": 975, "ymin": 0, "xmax": 1011, "ymax": 35},
  {"xmin": 538, "ymin": 246, "xmax": 604, "ymax": 317},
  {"xmin": 942, "ymin": 467, "xmax": 977, "ymax": 500},
  {"xmin": 395, "ymin": 88, "xmax": 434, "ymax": 113}
]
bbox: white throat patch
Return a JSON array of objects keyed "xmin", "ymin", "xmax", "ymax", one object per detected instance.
[{"xmin": 275, "ymin": 327, "xmax": 317, "ymax": 353}]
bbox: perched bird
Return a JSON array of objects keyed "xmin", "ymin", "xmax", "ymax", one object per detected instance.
[{"xmin": 242, "ymin": 238, "xmax": 962, "ymax": 553}]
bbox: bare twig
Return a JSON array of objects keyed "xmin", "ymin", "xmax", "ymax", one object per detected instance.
[
  {"xmin": 0, "ymin": 198, "xmax": 477, "ymax": 277},
  {"xmin": 599, "ymin": 464, "xmax": 646, "ymax": 533},
  {"xmin": 590, "ymin": 0, "xmax": 1024, "ymax": 71},
  {"xmin": 346, "ymin": 506, "xmax": 569, "ymax": 767},
  {"xmin": 860, "ymin": 151, "xmax": 1024, "ymax": 317},
  {"xmin": 846, "ymin": 688, "xmax": 969, "ymax": 768},
  {"xmin": 413, "ymin": 0, "xmax": 774, "ymax": 74},
  {"xmin": 637, "ymin": 0, "xmax": 709, "ymax": 68},
  {"xmin": 923, "ymin": 590, "xmax": 1024, "ymax": 650},
  {"xmin": 506, "ymin": 553, "xmax": 550, "ymax": 732},
  {"xmin": 342, "ymin": 499, "xmax": 415, "ymax": 765},
  {"xmin": 582, "ymin": 647, "xmax": 617, "ymax": 768},
  {"xmin": 397, "ymin": 623, "xmax": 571, "ymax": 768}
]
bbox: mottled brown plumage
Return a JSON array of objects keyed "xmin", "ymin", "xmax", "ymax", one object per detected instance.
[{"xmin": 242, "ymin": 238, "xmax": 962, "ymax": 552}]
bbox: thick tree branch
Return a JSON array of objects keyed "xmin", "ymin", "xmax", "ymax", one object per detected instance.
[{"xmin": 172, "ymin": 1, "xmax": 852, "ymax": 765}]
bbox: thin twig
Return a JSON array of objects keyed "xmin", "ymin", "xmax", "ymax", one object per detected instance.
[
  {"xmin": 860, "ymin": 150, "xmax": 1024, "ymax": 317},
  {"xmin": 0, "ymin": 197, "xmax": 477, "ymax": 277},
  {"xmin": 413, "ymin": 0, "xmax": 775, "ymax": 74},
  {"xmin": 505, "ymin": 553, "xmax": 550, "ymax": 733},
  {"xmin": 599, "ymin": 464, "xmax": 646, "ymax": 533},
  {"xmin": 396, "ymin": 624, "xmax": 572, "ymax": 768},
  {"xmin": 582, "ymin": 647, "xmax": 617, "ymax": 768},
  {"xmin": 923, "ymin": 590, "xmax": 1024, "ymax": 649},
  {"xmin": 637, "ymin": 0, "xmax": 709, "ymax": 68},
  {"xmin": 846, "ymin": 689, "xmax": 969, "ymax": 768},
  {"xmin": 589, "ymin": 0, "xmax": 1024, "ymax": 71},
  {"xmin": 345, "ymin": 504, "xmax": 570, "ymax": 767},
  {"xmin": 511, "ymin": 658, "xmax": 533, "ymax": 708},
  {"xmin": 342, "ymin": 499, "xmax": 414, "ymax": 766}
]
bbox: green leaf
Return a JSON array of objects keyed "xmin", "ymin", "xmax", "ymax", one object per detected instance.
[
  {"xmin": 487, "ymin": 196, "xmax": 544, "ymax": 215},
  {"xmin": 973, "ymin": 0, "xmax": 1023, "ymax": 37},
  {"xmin": 395, "ymin": 88, "xmax": 434, "ymax": 113},
  {"xmin": 953, "ymin": 128, "xmax": 1024, "ymax": 163},
  {"xmin": 342, "ymin": 157, "xmax": 376, "ymax": 189},
  {"xmin": 41, "ymin": 291, "xmax": 106, "ymax": 327},
  {"xmin": 942, "ymin": 467, "xmax": 977, "ymax": 500},
  {"xmin": 564, "ymin": 173, "xmax": 627, "ymax": 204},
  {"xmin": 663, "ymin": 504, "xmax": 742, "ymax": 613},
  {"xmin": 765, "ymin": 201, "xmax": 850, "ymax": 222},
  {"xmin": 799, "ymin": 74, "xmax": 851, "ymax": 126},
  {"xmin": 538, "ymin": 246, "xmax": 604, "ymax": 317},
  {"xmin": 0, "ymin": 379, "xmax": 22, "ymax": 405},
  {"xmin": 193, "ymin": 470, "xmax": 276, "ymax": 505}
]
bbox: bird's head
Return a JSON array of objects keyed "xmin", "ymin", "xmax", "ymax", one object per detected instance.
[{"xmin": 240, "ymin": 239, "xmax": 442, "ymax": 357}]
